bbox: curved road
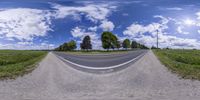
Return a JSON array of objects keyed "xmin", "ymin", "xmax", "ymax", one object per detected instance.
[{"xmin": 54, "ymin": 50, "xmax": 147, "ymax": 67}]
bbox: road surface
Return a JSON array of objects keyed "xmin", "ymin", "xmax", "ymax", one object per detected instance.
[
  {"xmin": 54, "ymin": 50, "xmax": 147, "ymax": 73},
  {"xmin": 0, "ymin": 50, "xmax": 200, "ymax": 100},
  {"xmin": 54, "ymin": 50, "xmax": 147, "ymax": 67}
]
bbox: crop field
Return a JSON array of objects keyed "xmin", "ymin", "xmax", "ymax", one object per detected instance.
[
  {"xmin": 0, "ymin": 50, "xmax": 47, "ymax": 79},
  {"xmin": 153, "ymin": 49, "xmax": 200, "ymax": 80}
]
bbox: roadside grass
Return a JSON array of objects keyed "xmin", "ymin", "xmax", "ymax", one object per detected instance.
[
  {"xmin": 153, "ymin": 49, "xmax": 200, "ymax": 80},
  {"xmin": 0, "ymin": 50, "xmax": 47, "ymax": 79}
]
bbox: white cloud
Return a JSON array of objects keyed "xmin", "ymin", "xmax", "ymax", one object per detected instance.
[
  {"xmin": 52, "ymin": 3, "xmax": 116, "ymax": 22},
  {"xmin": 88, "ymin": 26, "xmax": 98, "ymax": 32},
  {"xmin": 122, "ymin": 13, "xmax": 129, "ymax": 16},
  {"xmin": 123, "ymin": 15, "xmax": 170, "ymax": 37},
  {"xmin": 123, "ymin": 22, "xmax": 161, "ymax": 37},
  {"xmin": 177, "ymin": 26, "xmax": 189, "ymax": 34},
  {"xmin": 0, "ymin": 8, "xmax": 52, "ymax": 41},
  {"xmin": 99, "ymin": 20, "xmax": 115, "ymax": 31},
  {"xmin": 130, "ymin": 33, "xmax": 200, "ymax": 49},
  {"xmin": 0, "ymin": 2, "xmax": 118, "ymax": 50},
  {"xmin": 0, "ymin": 2, "xmax": 116, "ymax": 45},
  {"xmin": 196, "ymin": 12, "xmax": 200, "ymax": 20},
  {"xmin": 71, "ymin": 27, "xmax": 101, "ymax": 49},
  {"xmin": 71, "ymin": 27, "xmax": 96, "ymax": 38},
  {"xmin": 0, "ymin": 43, "xmax": 55, "ymax": 50},
  {"xmin": 17, "ymin": 41, "xmax": 33, "ymax": 45},
  {"xmin": 123, "ymin": 16, "xmax": 200, "ymax": 49},
  {"xmin": 165, "ymin": 7, "xmax": 183, "ymax": 11}
]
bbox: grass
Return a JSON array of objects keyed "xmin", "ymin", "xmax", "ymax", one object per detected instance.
[
  {"xmin": 0, "ymin": 50, "xmax": 47, "ymax": 79},
  {"xmin": 153, "ymin": 49, "xmax": 200, "ymax": 80}
]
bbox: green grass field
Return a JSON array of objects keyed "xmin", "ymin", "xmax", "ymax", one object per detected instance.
[
  {"xmin": 0, "ymin": 50, "xmax": 47, "ymax": 79},
  {"xmin": 153, "ymin": 49, "xmax": 200, "ymax": 80}
]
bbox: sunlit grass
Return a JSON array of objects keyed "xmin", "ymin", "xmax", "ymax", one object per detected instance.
[
  {"xmin": 153, "ymin": 49, "xmax": 200, "ymax": 80},
  {"xmin": 0, "ymin": 50, "xmax": 47, "ymax": 79}
]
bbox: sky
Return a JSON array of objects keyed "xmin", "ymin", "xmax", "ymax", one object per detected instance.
[{"xmin": 0, "ymin": 0, "xmax": 200, "ymax": 50}]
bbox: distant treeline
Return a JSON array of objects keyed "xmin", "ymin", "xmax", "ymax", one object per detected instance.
[{"xmin": 55, "ymin": 31, "xmax": 149, "ymax": 51}]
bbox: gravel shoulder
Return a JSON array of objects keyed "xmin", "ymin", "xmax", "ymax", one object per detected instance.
[{"xmin": 0, "ymin": 51, "xmax": 200, "ymax": 100}]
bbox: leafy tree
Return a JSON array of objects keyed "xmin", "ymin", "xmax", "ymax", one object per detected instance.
[
  {"xmin": 68, "ymin": 40, "xmax": 77, "ymax": 50},
  {"xmin": 122, "ymin": 39, "xmax": 131, "ymax": 50},
  {"xmin": 80, "ymin": 35, "xmax": 92, "ymax": 51},
  {"xmin": 55, "ymin": 45, "xmax": 62, "ymax": 51},
  {"xmin": 55, "ymin": 40, "xmax": 77, "ymax": 51},
  {"xmin": 151, "ymin": 46, "xmax": 157, "ymax": 49},
  {"xmin": 131, "ymin": 41, "xmax": 138, "ymax": 49},
  {"xmin": 101, "ymin": 31, "xmax": 118, "ymax": 51},
  {"xmin": 116, "ymin": 41, "xmax": 121, "ymax": 50},
  {"xmin": 137, "ymin": 43, "xmax": 149, "ymax": 49},
  {"xmin": 63, "ymin": 43, "xmax": 69, "ymax": 51}
]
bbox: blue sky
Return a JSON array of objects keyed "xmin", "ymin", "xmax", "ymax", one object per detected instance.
[{"xmin": 0, "ymin": 0, "xmax": 200, "ymax": 49}]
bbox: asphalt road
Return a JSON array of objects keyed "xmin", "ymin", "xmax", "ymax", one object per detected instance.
[
  {"xmin": 54, "ymin": 50, "xmax": 147, "ymax": 67},
  {"xmin": 1, "ymin": 51, "xmax": 200, "ymax": 100}
]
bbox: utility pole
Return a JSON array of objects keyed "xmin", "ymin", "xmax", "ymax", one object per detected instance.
[
  {"xmin": 156, "ymin": 29, "xmax": 159, "ymax": 49},
  {"xmin": 48, "ymin": 44, "xmax": 49, "ymax": 51}
]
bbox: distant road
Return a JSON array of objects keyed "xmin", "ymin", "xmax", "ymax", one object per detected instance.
[{"xmin": 54, "ymin": 50, "xmax": 147, "ymax": 68}]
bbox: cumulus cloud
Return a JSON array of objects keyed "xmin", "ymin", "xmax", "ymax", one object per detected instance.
[
  {"xmin": 0, "ymin": 2, "xmax": 117, "ymax": 49},
  {"xmin": 123, "ymin": 15, "xmax": 171, "ymax": 37},
  {"xmin": 165, "ymin": 7, "xmax": 183, "ymax": 11},
  {"xmin": 177, "ymin": 26, "xmax": 189, "ymax": 34},
  {"xmin": 0, "ymin": 42, "xmax": 55, "ymax": 50},
  {"xmin": 196, "ymin": 12, "xmax": 200, "ymax": 20},
  {"xmin": 122, "ymin": 13, "xmax": 129, "ymax": 16},
  {"xmin": 88, "ymin": 26, "xmax": 98, "ymax": 32},
  {"xmin": 52, "ymin": 3, "xmax": 116, "ymax": 22},
  {"xmin": 71, "ymin": 27, "xmax": 96, "ymax": 38},
  {"xmin": 71, "ymin": 27, "xmax": 101, "ymax": 49},
  {"xmin": 123, "ymin": 15, "xmax": 200, "ymax": 49},
  {"xmin": 99, "ymin": 20, "xmax": 115, "ymax": 31},
  {"xmin": 123, "ymin": 23, "xmax": 161, "ymax": 37},
  {"xmin": 0, "ymin": 3, "xmax": 116, "ymax": 41},
  {"xmin": 0, "ymin": 8, "xmax": 52, "ymax": 41},
  {"xmin": 17, "ymin": 41, "xmax": 33, "ymax": 45}
]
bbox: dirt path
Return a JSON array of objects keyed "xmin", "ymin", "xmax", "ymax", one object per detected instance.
[{"xmin": 0, "ymin": 51, "xmax": 200, "ymax": 100}]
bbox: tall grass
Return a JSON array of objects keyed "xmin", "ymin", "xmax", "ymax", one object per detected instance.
[
  {"xmin": 153, "ymin": 49, "xmax": 200, "ymax": 80},
  {"xmin": 0, "ymin": 50, "xmax": 47, "ymax": 79}
]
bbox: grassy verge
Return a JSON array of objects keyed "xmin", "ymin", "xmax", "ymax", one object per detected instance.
[
  {"xmin": 0, "ymin": 50, "xmax": 47, "ymax": 79},
  {"xmin": 153, "ymin": 49, "xmax": 200, "ymax": 80}
]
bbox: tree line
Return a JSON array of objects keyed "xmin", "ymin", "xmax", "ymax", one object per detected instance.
[{"xmin": 55, "ymin": 31, "xmax": 148, "ymax": 51}]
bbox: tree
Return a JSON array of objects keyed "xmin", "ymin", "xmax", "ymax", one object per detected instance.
[
  {"xmin": 122, "ymin": 39, "xmax": 130, "ymax": 50},
  {"xmin": 80, "ymin": 35, "xmax": 92, "ymax": 51},
  {"xmin": 151, "ymin": 46, "xmax": 157, "ymax": 49},
  {"xmin": 68, "ymin": 40, "xmax": 77, "ymax": 50},
  {"xmin": 116, "ymin": 41, "xmax": 121, "ymax": 50},
  {"xmin": 55, "ymin": 40, "xmax": 77, "ymax": 51},
  {"xmin": 131, "ymin": 41, "xmax": 138, "ymax": 49},
  {"xmin": 62, "ymin": 43, "xmax": 69, "ymax": 51},
  {"xmin": 55, "ymin": 45, "xmax": 63, "ymax": 51},
  {"xmin": 101, "ymin": 31, "xmax": 118, "ymax": 51}
]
